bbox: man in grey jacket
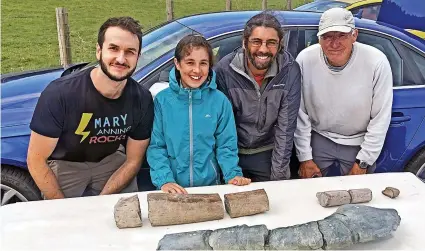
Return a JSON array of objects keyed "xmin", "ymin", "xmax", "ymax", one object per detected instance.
[
  {"xmin": 215, "ymin": 12, "xmax": 301, "ymax": 181},
  {"xmin": 294, "ymin": 8, "xmax": 393, "ymax": 178}
]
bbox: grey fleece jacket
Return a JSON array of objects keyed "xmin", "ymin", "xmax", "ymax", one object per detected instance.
[{"xmin": 215, "ymin": 48, "xmax": 301, "ymax": 180}]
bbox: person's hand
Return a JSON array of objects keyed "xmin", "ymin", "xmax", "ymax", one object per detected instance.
[
  {"xmin": 348, "ymin": 162, "xmax": 367, "ymax": 175},
  {"xmin": 161, "ymin": 183, "xmax": 188, "ymax": 194},
  {"xmin": 299, "ymin": 160, "xmax": 322, "ymax": 178},
  {"xmin": 228, "ymin": 176, "xmax": 251, "ymax": 186}
]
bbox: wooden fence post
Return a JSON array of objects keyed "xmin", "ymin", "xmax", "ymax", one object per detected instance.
[
  {"xmin": 55, "ymin": 7, "xmax": 72, "ymax": 68},
  {"xmin": 286, "ymin": 0, "xmax": 292, "ymax": 10},
  {"xmin": 262, "ymin": 0, "xmax": 267, "ymax": 10},
  {"xmin": 166, "ymin": 0, "xmax": 174, "ymax": 21},
  {"xmin": 226, "ymin": 0, "xmax": 232, "ymax": 11}
]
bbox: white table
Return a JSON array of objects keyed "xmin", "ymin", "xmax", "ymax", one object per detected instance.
[{"xmin": 1, "ymin": 172, "xmax": 424, "ymax": 250}]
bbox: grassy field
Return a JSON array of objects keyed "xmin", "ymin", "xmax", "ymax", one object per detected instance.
[{"xmin": 1, "ymin": 0, "xmax": 310, "ymax": 74}]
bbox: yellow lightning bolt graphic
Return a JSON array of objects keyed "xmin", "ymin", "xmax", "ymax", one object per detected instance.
[{"xmin": 75, "ymin": 113, "xmax": 93, "ymax": 143}]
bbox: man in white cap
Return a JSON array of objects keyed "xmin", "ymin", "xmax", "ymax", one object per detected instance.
[{"xmin": 294, "ymin": 8, "xmax": 393, "ymax": 178}]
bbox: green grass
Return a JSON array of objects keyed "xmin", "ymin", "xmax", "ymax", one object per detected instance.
[{"xmin": 1, "ymin": 0, "xmax": 310, "ymax": 74}]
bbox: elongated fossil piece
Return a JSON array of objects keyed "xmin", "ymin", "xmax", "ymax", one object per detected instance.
[
  {"xmin": 147, "ymin": 193, "xmax": 224, "ymax": 226},
  {"xmin": 157, "ymin": 205, "xmax": 401, "ymax": 250},
  {"xmin": 316, "ymin": 188, "xmax": 372, "ymax": 207}
]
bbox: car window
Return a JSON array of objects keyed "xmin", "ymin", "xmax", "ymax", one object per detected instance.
[
  {"xmin": 136, "ymin": 21, "xmax": 200, "ymax": 71},
  {"xmin": 301, "ymin": 29, "xmax": 403, "ymax": 86},
  {"xmin": 210, "ymin": 35, "xmax": 242, "ymax": 64},
  {"xmin": 295, "ymin": 1, "xmax": 350, "ymax": 12},
  {"xmin": 400, "ymin": 45, "xmax": 425, "ymax": 86},
  {"xmin": 351, "ymin": 4, "xmax": 381, "ymax": 21}
]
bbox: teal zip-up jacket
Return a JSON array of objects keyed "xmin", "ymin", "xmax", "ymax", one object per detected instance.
[{"xmin": 147, "ymin": 67, "xmax": 243, "ymax": 189}]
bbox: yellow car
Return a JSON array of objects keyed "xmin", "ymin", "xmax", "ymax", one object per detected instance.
[{"xmin": 295, "ymin": 0, "xmax": 425, "ymax": 39}]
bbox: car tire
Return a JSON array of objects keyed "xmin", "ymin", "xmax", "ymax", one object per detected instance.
[
  {"xmin": 404, "ymin": 148, "xmax": 425, "ymax": 181},
  {"xmin": 1, "ymin": 165, "xmax": 41, "ymax": 205}
]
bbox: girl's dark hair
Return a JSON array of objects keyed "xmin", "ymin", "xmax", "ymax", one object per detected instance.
[
  {"xmin": 98, "ymin": 17, "xmax": 143, "ymax": 54},
  {"xmin": 243, "ymin": 11, "xmax": 284, "ymax": 50},
  {"xmin": 174, "ymin": 34, "xmax": 214, "ymax": 67}
]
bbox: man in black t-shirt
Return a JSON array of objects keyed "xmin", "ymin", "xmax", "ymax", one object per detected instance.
[{"xmin": 27, "ymin": 17, "xmax": 154, "ymax": 199}]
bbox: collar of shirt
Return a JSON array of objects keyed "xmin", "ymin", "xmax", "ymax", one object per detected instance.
[{"xmin": 323, "ymin": 46, "xmax": 355, "ymax": 72}]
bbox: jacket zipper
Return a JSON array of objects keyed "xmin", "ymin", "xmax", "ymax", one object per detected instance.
[
  {"xmin": 189, "ymin": 90, "xmax": 194, "ymax": 187},
  {"xmin": 210, "ymin": 160, "xmax": 219, "ymax": 185}
]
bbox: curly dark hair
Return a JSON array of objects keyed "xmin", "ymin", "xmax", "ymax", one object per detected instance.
[
  {"xmin": 243, "ymin": 11, "xmax": 284, "ymax": 50},
  {"xmin": 98, "ymin": 16, "xmax": 143, "ymax": 54}
]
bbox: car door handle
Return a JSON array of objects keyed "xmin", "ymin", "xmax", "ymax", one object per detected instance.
[{"xmin": 391, "ymin": 113, "xmax": 411, "ymax": 124}]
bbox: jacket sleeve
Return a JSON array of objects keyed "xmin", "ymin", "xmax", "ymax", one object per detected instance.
[
  {"xmin": 271, "ymin": 63, "xmax": 302, "ymax": 180},
  {"xmin": 215, "ymin": 96, "xmax": 243, "ymax": 183},
  {"xmin": 147, "ymin": 98, "xmax": 176, "ymax": 189},
  {"xmin": 294, "ymin": 55, "xmax": 313, "ymax": 162},
  {"xmin": 356, "ymin": 57, "xmax": 393, "ymax": 165},
  {"xmin": 215, "ymin": 65, "xmax": 230, "ymax": 99}
]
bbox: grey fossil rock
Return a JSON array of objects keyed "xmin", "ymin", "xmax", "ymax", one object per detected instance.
[
  {"xmin": 317, "ymin": 216, "xmax": 353, "ymax": 250},
  {"xmin": 348, "ymin": 188, "xmax": 373, "ymax": 204},
  {"xmin": 209, "ymin": 224, "xmax": 268, "ymax": 250},
  {"xmin": 331, "ymin": 204, "xmax": 401, "ymax": 244},
  {"xmin": 268, "ymin": 221, "xmax": 323, "ymax": 250},
  {"xmin": 113, "ymin": 195, "xmax": 142, "ymax": 229},
  {"xmin": 156, "ymin": 205, "xmax": 401, "ymax": 250},
  {"xmin": 316, "ymin": 190, "xmax": 351, "ymax": 207},
  {"xmin": 316, "ymin": 188, "xmax": 372, "ymax": 207},
  {"xmin": 382, "ymin": 187, "xmax": 400, "ymax": 198},
  {"xmin": 157, "ymin": 230, "xmax": 213, "ymax": 250}
]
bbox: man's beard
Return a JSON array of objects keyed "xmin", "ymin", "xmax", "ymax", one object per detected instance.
[
  {"xmin": 99, "ymin": 54, "xmax": 136, "ymax": 82},
  {"xmin": 246, "ymin": 49, "xmax": 275, "ymax": 70}
]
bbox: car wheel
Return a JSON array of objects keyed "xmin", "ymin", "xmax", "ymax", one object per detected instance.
[
  {"xmin": 1, "ymin": 165, "xmax": 41, "ymax": 205},
  {"xmin": 404, "ymin": 149, "xmax": 425, "ymax": 182}
]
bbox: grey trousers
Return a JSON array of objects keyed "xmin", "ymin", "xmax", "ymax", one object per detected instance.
[
  {"xmin": 311, "ymin": 131, "xmax": 376, "ymax": 176},
  {"xmin": 46, "ymin": 148, "xmax": 138, "ymax": 198}
]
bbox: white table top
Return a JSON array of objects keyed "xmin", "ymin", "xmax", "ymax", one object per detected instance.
[{"xmin": 1, "ymin": 172, "xmax": 424, "ymax": 250}]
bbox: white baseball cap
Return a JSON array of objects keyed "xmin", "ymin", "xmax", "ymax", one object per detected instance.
[{"xmin": 317, "ymin": 8, "xmax": 355, "ymax": 37}]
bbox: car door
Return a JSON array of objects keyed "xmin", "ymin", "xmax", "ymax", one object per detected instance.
[{"xmin": 296, "ymin": 28, "xmax": 425, "ymax": 172}]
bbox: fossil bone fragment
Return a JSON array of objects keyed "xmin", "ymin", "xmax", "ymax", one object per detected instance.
[
  {"xmin": 316, "ymin": 188, "xmax": 372, "ymax": 207},
  {"xmin": 382, "ymin": 187, "xmax": 400, "ymax": 198},
  {"xmin": 224, "ymin": 189, "xmax": 269, "ymax": 218},
  {"xmin": 147, "ymin": 193, "xmax": 224, "ymax": 226},
  {"xmin": 114, "ymin": 195, "xmax": 142, "ymax": 229}
]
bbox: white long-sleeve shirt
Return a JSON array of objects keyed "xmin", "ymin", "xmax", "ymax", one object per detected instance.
[{"xmin": 294, "ymin": 42, "xmax": 393, "ymax": 165}]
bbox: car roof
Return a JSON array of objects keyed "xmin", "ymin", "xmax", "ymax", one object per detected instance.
[
  {"xmin": 347, "ymin": 0, "xmax": 382, "ymax": 9},
  {"xmin": 176, "ymin": 10, "xmax": 425, "ymax": 53},
  {"xmin": 337, "ymin": 0, "xmax": 362, "ymax": 3}
]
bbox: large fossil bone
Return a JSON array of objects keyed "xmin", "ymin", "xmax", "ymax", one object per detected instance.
[{"xmin": 157, "ymin": 205, "xmax": 401, "ymax": 250}]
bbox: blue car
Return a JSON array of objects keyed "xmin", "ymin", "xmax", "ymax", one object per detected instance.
[{"xmin": 2, "ymin": 8, "xmax": 425, "ymax": 205}]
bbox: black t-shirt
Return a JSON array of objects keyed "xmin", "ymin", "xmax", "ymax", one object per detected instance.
[{"xmin": 30, "ymin": 67, "xmax": 154, "ymax": 162}]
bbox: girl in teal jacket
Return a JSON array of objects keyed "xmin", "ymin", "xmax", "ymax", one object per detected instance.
[{"xmin": 147, "ymin": 35, "xmax": 251, "ymax": 194}]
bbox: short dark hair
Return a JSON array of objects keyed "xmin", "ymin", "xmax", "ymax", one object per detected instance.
[
  {"xmin": 174, "ymin": 34, "xmax": 214, "ymax": 67},
  {"xmin": 243, "ymin": 11, "xmax": 284, "ymax": 50},
  {"xmin": 98, "ymin": 17, "xmax": 143, "ymax": 54}
]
